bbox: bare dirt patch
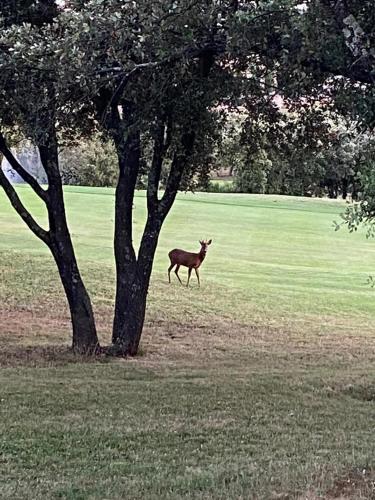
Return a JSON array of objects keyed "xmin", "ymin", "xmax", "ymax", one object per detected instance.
[
  {"xmin": 0, "ymin": 303, "xmax": 111, "ymax": 366},
  {"xmin": 0, "ymin": 305, "xmax": 71, "ymax": 346},
  {"xmin": 325, "ymin": 468, "xmax": 375, "ymax": 499},
  {"xmin": 340, "ymin": 384, "xmax": 375, "ymax": 402},
  {"xmin": 1, "ymin": 301, "xmax": 375, "ymax": 368},
  {"xmin": 140, "ymin": 313, "xmax": 375, "ymax": 367}
]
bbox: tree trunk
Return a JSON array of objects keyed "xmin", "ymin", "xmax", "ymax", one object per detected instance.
[
  {"xmin": 111, "ymin": 121, "xmax": 141, "ymax": 353},
  {"xmin": 112, "ymin": 276, "xmax": 148, "ymax": 356},
  {"xmin": 112, "ymin": 213, "xmax": 161, "ymax": 355},
  {"xmin": 351, "ymin": 176, "xmax": 358, "ymax": 200},
  {"xmin": 111, "ymin": 137, "xmax": 193, "ymax": 355},
  {"xmin": 105, "ymin": 94, "xmax": 196, "ymax": 356},
  {"xmin": 39, "ymin": 136, "xmax": 99, "ymax": 354},
  {"xmin": 50, "ymin": 234, "xmax": 99, "ymax": 354}
]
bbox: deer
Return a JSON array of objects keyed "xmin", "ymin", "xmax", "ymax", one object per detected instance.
[{"xmin": 168, "ymin": 239, "xmax": 212, "ymax": 287}]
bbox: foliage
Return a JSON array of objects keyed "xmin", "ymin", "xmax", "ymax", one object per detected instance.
[
  {"xmin": 234, "ymin": 149, "xmax": 271, "ymax": 194},
  {"xmin": 336, "ymin": 135, "xmax": 375, "ymax": 236},
  {"xmin": 205, "ymin": 179, "xmax": 235, "ymax": 193},
  {"xmin": 60, "ymin": 136, "xmax": 118, "ymax": 187},
  {"xmin": 213, "ymin": 111, "xmax": 374, "ymax": 198}
]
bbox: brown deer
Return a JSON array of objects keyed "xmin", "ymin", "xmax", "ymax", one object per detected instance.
[{"xmin": 168, "ymin": 239, "xmax": 212, "ymax": 287}]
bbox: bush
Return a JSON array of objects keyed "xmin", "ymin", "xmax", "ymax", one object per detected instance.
[
  {"xmin": 60, "ymin": 136, "xmax": 118, "ymax": 187},
  {"xmin": 234, "ymin": 150, "xmax": 272, "ymax": 194},
  {"xmin": 205, "ymin": 180, "xmax": 236, "ymax": 193}
]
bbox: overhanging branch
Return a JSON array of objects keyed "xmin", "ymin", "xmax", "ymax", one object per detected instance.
[{"xmin": 102, "ymin": 42, "xmax": 226, "ymax": 122}]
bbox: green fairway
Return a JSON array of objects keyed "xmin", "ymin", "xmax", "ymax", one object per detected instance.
[
  {"xmin": 2, "ymin": 186, "xmax": 375, "ymax": 325},
  {"xmin": 1, "ymin": 186, "xmax": 375, "ymax": 499}
]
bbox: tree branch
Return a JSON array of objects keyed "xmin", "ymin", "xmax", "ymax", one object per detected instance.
[
  {"xmin": 0, "ymin": 165, "xmax": 50, "ymax": 245},
  {"xmin": 157, "ymin": 0, "xmax": 201, "ymax": 25},
  {"xmin": 0, "ymin": 132, "xmax": 48, "ymax": 202},
  {"xmin": 304, "ymin": 57, "xmax": 374, "ymax": 85},
  {"xmin": 102, "ymin": 42, "xmax": 226, "ymax": 122},
  {"xmin": 147, "ymin": 116, "xmax": 174, "ymax": 212},
  {"xmin": 159, "ymin": 131, "xmax": 195, "ymax": 216},
  {"xmin": 147, "ymin": 123, "xmax": 165, "ymax": 212},
  {"xmin": 319, "ymin": 0, "xmax": 375, "ymax": 84}
]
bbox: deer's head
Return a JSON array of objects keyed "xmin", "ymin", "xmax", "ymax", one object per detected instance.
[{"xmin": 199, "ymin": 239, "xmax": 212, "ymax": 254}]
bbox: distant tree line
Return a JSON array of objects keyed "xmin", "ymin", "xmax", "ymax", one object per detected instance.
[
  {"xmin": 6, "ymin": 122, "xmax": 373, "ymax": 202},
  {"xmin": 209, "ymin": 118, "xmax": 375, "ymax": 199},
  {"xmin": 36, "ymin": 114, "xmax": 371, "ymax": 201}
]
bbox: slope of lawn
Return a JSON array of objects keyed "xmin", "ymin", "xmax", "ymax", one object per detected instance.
[{"xmin": 0, "ymin": 186, "xmax": 375, "ymax": 499}]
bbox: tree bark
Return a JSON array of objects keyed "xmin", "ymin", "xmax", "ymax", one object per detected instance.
[
  {"xmin": 111, "ymin": 119, "xmax": 141, "ymax": 351},
  {"xmin": 39, "ymin": 136, "xmax": 100, "ymax": 354},
  {"xmin": 50, "ymin": 236, "xmax": 99, "ymax": 354},
  {"xmin": 112, "ymin": 212, "xmax": 162, "ymax": 355},
  {"xmin": 110, "ymin": 115, "xmax": 167, "ymax": 354}
]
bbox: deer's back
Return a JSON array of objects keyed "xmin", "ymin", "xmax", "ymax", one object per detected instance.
[{"xmin": 169, "ymin": 249, "xmax": 200, "ymax": 268}]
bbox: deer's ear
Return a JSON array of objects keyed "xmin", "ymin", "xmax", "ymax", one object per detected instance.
[
  {"xmin": 199, "ymin": 240, "xmax": 203, "ymax": 245},
  {"xmin": 208, "ymin": 239, "xmax": 212, "ymax": 245}
]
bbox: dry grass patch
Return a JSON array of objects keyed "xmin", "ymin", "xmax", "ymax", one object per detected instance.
[{"xmin": 2, "ymin": 296, "xmax": 375, "ymax": 369}]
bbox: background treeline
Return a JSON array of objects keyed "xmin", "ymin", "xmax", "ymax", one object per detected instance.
[
  {"xmin": 57, "ymin": 117, "xmax": 374, "ymax": 200},
  {"xmin": 4, "ymin": 118, "xmax": 374, "ymax": 200},
  {"xmin": 208, "ymin": 111, "xmax": 375, "ymax": 198}
]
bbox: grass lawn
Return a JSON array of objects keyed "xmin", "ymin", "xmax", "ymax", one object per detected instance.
[{"xmin": 0, "ymin": 186, "xmax": 375, "ymax": 499}]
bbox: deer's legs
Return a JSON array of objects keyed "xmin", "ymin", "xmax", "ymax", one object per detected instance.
[
  {"xmin": 187, "ymin": 267, "xmax": 192, "ymax": 287},
  {"xmin": 175, "ymin": 265, "xmax": 183, "ymax": 285},
  {"xmin": 195, "ymin": 268, "xmax": 200, "ymax": 287},
  {"xmin": 168, "ymin": 263, "xmax": 174, "ymax": 283}
]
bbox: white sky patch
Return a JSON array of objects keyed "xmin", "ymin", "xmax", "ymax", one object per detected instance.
[{"xmin": 295, "ymin": 2, "xmax": 308, "ymax": 13}]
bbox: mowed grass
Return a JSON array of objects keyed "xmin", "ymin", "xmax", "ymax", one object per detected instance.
[{"xmin": 1, "ymin": 186, "xmax": 375, "ymax": 499}]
